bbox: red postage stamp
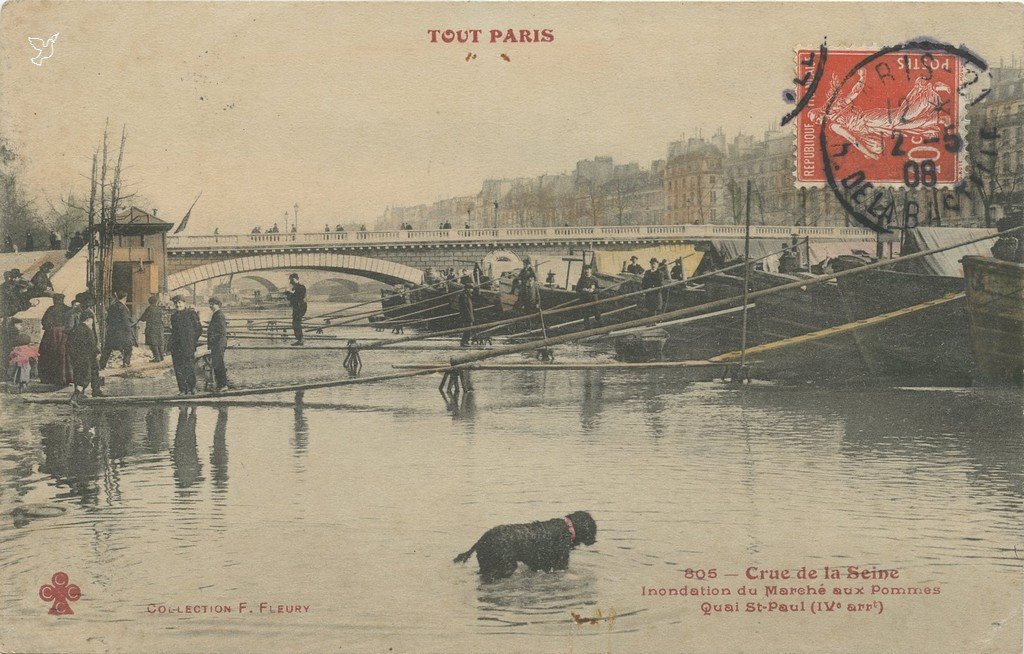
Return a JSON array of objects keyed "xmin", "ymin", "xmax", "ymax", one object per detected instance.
[{"xmin": 795, "ymin": 48, "xmax": 964, "ymax": 187}]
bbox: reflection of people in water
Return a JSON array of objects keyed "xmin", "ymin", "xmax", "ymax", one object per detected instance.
[
  {"xmin": 211, "ymin": 408, "xmax": 229, "ymax": 491},
  {"xmin": 172, "ymin": 407, "xmax": 202, "ymax": 489},
  {"xmin": 39, "ymin": 417, "xmax": 103, "ymax": 505},
  {"xmin": 808, "ymin": 70, "xmax": 953, "ymax": 160},
  {"xmin": 145, "ymin": 407, "xmax": 170, "ymax": 453},
  {"xmin": 292, "ymin": 391, "xmax": 308, "ymax": 456}
]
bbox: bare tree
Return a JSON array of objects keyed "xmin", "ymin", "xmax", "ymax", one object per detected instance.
[
  {"xmin": 554, "ymin": 185, "xmax": 578, "ymax": 226},
  {"xmin": 504, "ymin": 181, "xmax": 533, "ymax": 228},
  {"xmin": 0, "ymin": 135, "xmax": 45, "ymax": 251},
  {"xmin": 609, "ymin": 174, "xmax": 639, "ymax": 225},
  {"xmin": 46, "ymin": 193, "xmax": 88, "ymax": 242},
  {"xmin": 576, "ymin": 176, "xmax": 607, "ymax": 226}
]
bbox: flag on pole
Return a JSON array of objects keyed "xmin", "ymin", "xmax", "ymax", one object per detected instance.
[{"xmin": 173, "ymin": 192, "xmax": 202, "ymax": 234}]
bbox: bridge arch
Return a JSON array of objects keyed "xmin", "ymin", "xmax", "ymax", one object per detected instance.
[
  {"xmin": 307, "ymin": 278, "xmax": 361, "ymax": 295},
  {"xmin": 168, "ymin": 253, "xmax": 423, "ymax": 291},
  {"xmin": 236, "ymin": 275, "xmax": 280, "ymax": 292}
]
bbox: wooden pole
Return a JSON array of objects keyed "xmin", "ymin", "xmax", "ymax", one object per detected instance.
[
  {"xmin": 86, "ymin": 152, "xmax": 98, "ymax": 295},
  {"xmin": 96, "ymin": 125, "xmax": 109, "ymax": 349},
  {"xmin": 740, "ymin": 180, "xmax": 751, "ymax": 368}
]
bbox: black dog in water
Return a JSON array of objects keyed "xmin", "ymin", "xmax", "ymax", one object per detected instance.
[{"xmin": 453, "ymin": 511, "xmax": 597, "ymax": 583}]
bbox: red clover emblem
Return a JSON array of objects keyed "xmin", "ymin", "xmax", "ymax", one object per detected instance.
[{"xmin": 39, "ymin": 572, "xmax": 81, "ymax": 615}]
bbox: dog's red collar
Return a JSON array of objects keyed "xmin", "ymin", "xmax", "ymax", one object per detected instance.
[{"xmin": 564, "ymin": 516, "xmax": 576, "ymax": 544}]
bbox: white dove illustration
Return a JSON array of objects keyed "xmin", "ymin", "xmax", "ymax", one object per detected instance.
[{"xmin": 28, "ymin": 33, "xmax": 59, "ymax": 66}]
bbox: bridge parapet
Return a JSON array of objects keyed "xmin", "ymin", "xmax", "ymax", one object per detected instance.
[{"xmin": 167, "ymin": 224, "xmax": 878, "ymax": 251}]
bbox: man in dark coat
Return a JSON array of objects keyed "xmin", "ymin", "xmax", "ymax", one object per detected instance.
[
  {"xmin": 575, "ymin": 265, "xmax": 602, "ymax": 328},
  {"xmin": 626, "ymin": 256, "xmax": 644, "ymax": 275},
  {"xmin": 284, "ymin": 273, "xmax": 307, "ymax": 346},
  {"xmin": 169, "ymin": 295, "xmax": 202, "ymax": 394},
  {"xmin": 136, "ymin": 295, "xmax": 165, "ymax": 361},
  {"xmin": 66, "ymin": 231, "xmax": 84, "ymax": 258},
  {"xmin": 68, "ymin": 310, "xmax": 98, "ymax": 400},
  {"xmin": 511, "ymin": 257, "xmax": 538, "ymax": 313},
  {"xmin": 457, "ymin": 275, "xmax": 475, "ymax": 347},
  {"xmin": 39, "ymin": 293, "xmax": 72, "ymax": 387},
  {"xmin": 641, "ymin": 258, "xmax": 663, "ymax": 316},
  {"xmin": 100, "ymin": 290, "xmax": 135, "ymax": 368},
  {"xmin": 670, "ymin": 257, "xmax": 686, "ymax": 281},
  {"xmin": 30, "ymin": 261, "xmax": 55, "ymax": 297},
  {"xmin": 206, "ymin": 296, "xmax": 229, "ymax": 391},
  {"xmin": 1, "ymin": 269, "xmax": 31, "ymax": 318}
]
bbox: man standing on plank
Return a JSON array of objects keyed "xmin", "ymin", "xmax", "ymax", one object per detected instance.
[
  {"xmin": 207, "ymin": 296, "xmax": 229, "ymax": 391},
  {"xmin": 169, "ymin": 295, "xmax": 202, "ymax": 395},
  {"xmin": 285, "ymin": 273, "xmax": 307, "ymax": 346},
  {"xmin": 100, "ymin": 290, "xmax": 135, "ymax": 368}
]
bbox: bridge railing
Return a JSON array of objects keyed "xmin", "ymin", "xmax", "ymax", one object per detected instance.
[{"xmin": 167, "ymin": 224, "xmax": 878, "ymax": 249}]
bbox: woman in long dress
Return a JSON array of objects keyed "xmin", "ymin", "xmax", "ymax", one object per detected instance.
[{"xmin": 38, "ymin": 293, "xmax": 72, "ymax": 387}]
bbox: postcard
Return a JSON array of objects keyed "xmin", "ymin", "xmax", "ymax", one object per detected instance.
[{"xmin": 0, "ymin": 2, "xmax": 1021, "ymax": 653}]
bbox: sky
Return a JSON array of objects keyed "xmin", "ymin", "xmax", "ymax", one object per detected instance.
[{"xmin": 1, "ymin": 1, "xmax": 1022, "ymax": 233}]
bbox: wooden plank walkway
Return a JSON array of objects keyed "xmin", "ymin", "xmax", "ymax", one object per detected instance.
[
  {"xmin": 393, "ymin": 360, "xmax": 724, "ymax": 371},
  {"xmin": 18, "ymin": 366, "xmax": 449, "ymax": 406}
]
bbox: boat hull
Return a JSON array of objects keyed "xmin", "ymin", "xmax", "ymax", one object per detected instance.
[{"xmin": 963, "ymin": 256, "xmax": 1024, "ymax": 386}]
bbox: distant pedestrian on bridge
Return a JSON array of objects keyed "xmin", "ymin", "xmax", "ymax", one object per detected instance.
[
  {"xmin": 169, "ymin": 295, "xmax": 202, "ymax": 395},
  {"xmin": 285, "ymin": 273, "xmax": 307, "ymax": 346}
]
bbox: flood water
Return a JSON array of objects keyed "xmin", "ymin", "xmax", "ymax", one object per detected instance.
[{"xmin": 1, "ymin": 306, "xmax": 1021, "ymax": 652}]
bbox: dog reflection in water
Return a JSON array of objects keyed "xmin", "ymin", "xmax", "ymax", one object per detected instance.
[{"xmin": 453, "ymin": 511, "xmax": 597, "ymax": 583}]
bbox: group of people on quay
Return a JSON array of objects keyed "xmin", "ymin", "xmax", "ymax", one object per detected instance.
[
  {"xmin": 0, "ymin": 256, "xmax": 240, "ymax": 397},
  {"xmin": 0, "ymin": 230, "xmax": 96, "ymax": 258},
  {"xmin": 1, "ymin": 230, "xmax": 69, "ymax": 254}
]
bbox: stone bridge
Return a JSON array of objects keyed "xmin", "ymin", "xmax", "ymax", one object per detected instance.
[{"xmin": 166, "ymin": 224, "xmax": 877, "ymax": 290}]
